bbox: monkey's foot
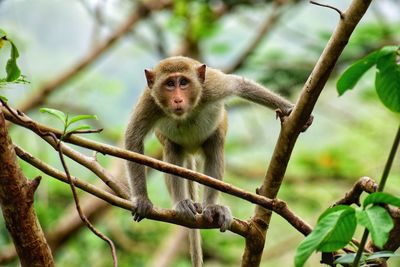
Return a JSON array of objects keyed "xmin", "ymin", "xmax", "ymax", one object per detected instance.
[
  {"xmin": 174, "ymin": 199, "xmax": 202, "ymax": 219},
  {"xmin": 203, "ymin": 204, "xmax": 233, "ymax": 232},
  {"xmin": 131, "ymin": 196, "xmax": 153, "ymax": 222}
]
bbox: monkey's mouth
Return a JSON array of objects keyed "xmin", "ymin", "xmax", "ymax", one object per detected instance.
[{"xmin": 174, "ymin": 107, "xmax": 185, "ymax": 115}]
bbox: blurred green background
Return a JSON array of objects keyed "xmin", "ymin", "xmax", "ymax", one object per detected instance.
[{"xmin": 0, "ymin": 0, "xmax": 399, "ymax": 266}]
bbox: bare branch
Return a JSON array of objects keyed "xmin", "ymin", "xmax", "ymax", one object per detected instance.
[
  {"xmin": 244, "ymin": 0, "xmax": 373, "ymax": 265},
  {"xmin": 17, "ymin": 0, "xmax": 172, "ymax": 114},
  {"xmin": 14, "ymin": 145, "xmax": 250, "ymax": 236},
  {"xmin": 224, "ymin": 4, "xmax": 283, "ymax": 73},
  {"xmin": 335, "ymin": 176, "xmax": 378, "ymax": 206},
  {"xmin": 309, "ymin": 1, "xmax": 344, "ymax": 19}
]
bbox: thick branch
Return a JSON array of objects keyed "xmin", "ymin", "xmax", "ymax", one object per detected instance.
[
  {"xmin": 5, "ymin": 109, "xmax": 312, "ymax": 236},
  {"xmin": 243, "ymin": 0, "xmax": 373, "ymax": 266},
  {"xmin": 0, "ymin": 109, "xmax": 54, "ymax": 266},
  {"xmin": 14, "ymin": 145, "xmax": 250, "ymax": 237}
]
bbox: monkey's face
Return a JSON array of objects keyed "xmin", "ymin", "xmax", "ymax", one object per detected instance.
[{"xmin": 151, "ymin": 73, "xmax": 202, "ymax": 119}]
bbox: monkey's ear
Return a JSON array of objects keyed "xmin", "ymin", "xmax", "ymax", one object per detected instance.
[
  {"xmin": 144, "ymin": 69, "xmax": 155, "ymax": 88},
  {"xmin": 197, "ymin": 64, "xmax": 206, "ymax": 83}
]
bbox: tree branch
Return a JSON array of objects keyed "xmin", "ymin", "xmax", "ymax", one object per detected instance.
[
  {"xmin": 14, "ymin": 145, "xmax": 250, "ymax": 236},
  {"xmin": 4, "ymin": 106, "xmax": 312, "ymax": 236},
  {"xmin": 0, "ymin": 108, "xmax": 54, "ymax": 266},
  {"xmin": 335, "ymin": 176, "xmax": 377, "ymax": 206},
  {"xmin": 243, "ymin": 0, "xmax": 374, "ymax": 265}
]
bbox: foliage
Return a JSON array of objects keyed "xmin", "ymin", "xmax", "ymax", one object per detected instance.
[
  {"xmin": 0, "ymin": 28, "xmax": 28, "ymax": 102},
  {"xmin": 295, "ymin": 192, "xmax": 400, "ymax": 267},
  {"xmin": 337, "ymin": 45, "xmax": 400, "ymax": 112},
  {"xmin": 39, "ymin": 108, "xmax": 98, "ymax": 139}
]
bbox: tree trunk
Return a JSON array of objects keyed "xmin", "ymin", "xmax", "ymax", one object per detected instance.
[{"xmin": 0, "ymin": 107, "xmax": 54, "ymax": 267}]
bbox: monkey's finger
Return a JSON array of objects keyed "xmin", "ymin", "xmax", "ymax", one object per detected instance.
[
  {"xmin": 203, "ymin": 209, "xmax": 213, "ymax": 223},
  {"xmin": 194, "ymin": 202, "xmax": 203, "ymax": 214},
  {"xmin": 187, "ymin": 202, "xmax": 198, "ymax": 217}
]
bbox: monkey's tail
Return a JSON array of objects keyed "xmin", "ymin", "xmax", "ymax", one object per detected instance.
[{"xmin": 187, "ymin": 156, "xmax": 203, "ymax": 267}]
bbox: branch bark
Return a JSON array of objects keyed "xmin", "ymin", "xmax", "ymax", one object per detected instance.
[
  {"xmin": 242, "ymin": 0, "xmax": 373, "ymax": 265},
  {"xmin": 3, "ymin": 106, "xmax": 312, "ymax": 236},
  {"xmin": 0, "ymin": 108, "xmax": 54, "ymax": 266}
]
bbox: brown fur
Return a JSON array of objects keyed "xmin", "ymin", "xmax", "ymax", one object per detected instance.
[{"xmin": 125, "ymin": 56, "xmax": 295, "ymax": 266}]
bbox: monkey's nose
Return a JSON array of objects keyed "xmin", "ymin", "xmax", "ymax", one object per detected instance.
[{"xmin": 174, "ymin": 98, "xmax": 183, "ymax": 104}]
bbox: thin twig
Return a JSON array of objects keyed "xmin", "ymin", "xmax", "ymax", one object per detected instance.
[
  {"xmin": 1, "ymin": 99, "xmax": 118, "ymax": 267},
  {"xmin": 309, "ymin": 1, "xmax": 344, "ymax": 19},
  {"xmin": 353, "ymin": 124, "xmax": 400, "ymax": 267},
  {"xmin": 57, "ymin": 142, "xmax": 118, "ymax": 267}
]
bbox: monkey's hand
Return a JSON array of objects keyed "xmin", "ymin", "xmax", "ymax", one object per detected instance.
[
  {"xmin": 132, "ymin": 196, "xmax": 153, "ymax": 222},
  {"xmin": 174, "ymin": 199, "xmax": 202, "ymax": 219},
  {"xmin": 276, "ymin": 108, "xmax": 314, "ymax": 132},
  {"xmin": 203, "ymin": 204, "xmax": 233, "ymax": 232}
]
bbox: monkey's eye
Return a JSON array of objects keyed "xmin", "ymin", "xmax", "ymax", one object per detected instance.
[
  {"xmin": 180, "ymin": 78, "xmax": 189, "ymax": 87},
  {"xmin": 166, "ymin": 80, "xmax": 175, "ymax": 88}
]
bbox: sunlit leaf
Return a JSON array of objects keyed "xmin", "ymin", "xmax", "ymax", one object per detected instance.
[
  {"xmin": 67, "ymin": 114, "xmax": 98, "ymax": 127},
  {"xmin": 0, "ymin": 95, "xmax": 8, "ymax": 102},
  {"xmin": 39, "ymin": 108, "xmax": 67, "ymax": 125},
  {"xmin": 363, "ymin": 192, "xmax": 400, "ymax": 208},
  {"xmin": 356, "ymin": 206, "xmax": 393, "ymax": 248}
]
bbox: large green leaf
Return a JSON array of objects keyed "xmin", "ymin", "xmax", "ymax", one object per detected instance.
[
  {"xmin": 363, "ymin": 192, "xmax": 400, "ymax": 208},
  {"xmin": 317, "ymin": 208, "xmax": 356, "ymax": 252},
  {"xmin": 356, "ymin": 206, "xmax": 393, "ymax": 248},
  {"xmin": 366, "ymin": 251, "xmax": 400, "ymax": 261},
  {"xmin": 295, "ymin": 206, "xmax": 356, "ymax": 267},
  {"xmin": 336, "ymin": 50, "xmax": 380, "ymax": 95},
  {"xmin": 375, "ymin": 46, "xmax": 400, "ymax": 112}
]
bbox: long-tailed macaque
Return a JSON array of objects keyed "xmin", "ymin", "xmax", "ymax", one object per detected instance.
[{"xmin": 125, "ymin": 56, "xmax": 312, "ymax": 266}]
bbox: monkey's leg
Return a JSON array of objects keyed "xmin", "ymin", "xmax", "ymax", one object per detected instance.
[
  {"xmin": 164, "ymin": 140, "xmax": 200, "ymax": 219},
  {"xmin": 201, "ymin": 129, "xmax": 232, "ymax": 232}
]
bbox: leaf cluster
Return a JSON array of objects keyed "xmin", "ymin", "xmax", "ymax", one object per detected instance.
[
  {"xmin": 295, "ymin": 192, "xmax": 400, "ymax": 267},
  {"xmin": 39, "ymin": 108, "xmax": 98, "ymax": 140},
  {"xmin": 337, "ymin": 45, "xmax": 400, "ymax": 113}
]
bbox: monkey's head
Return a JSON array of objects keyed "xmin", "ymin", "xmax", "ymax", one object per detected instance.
[{"xmin": 144, "ymin": 56, "xmax": 206, "ymax": 120}]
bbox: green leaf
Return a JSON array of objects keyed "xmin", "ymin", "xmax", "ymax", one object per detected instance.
[
  {"xmin": 366, "ymin": 251, "xmax": 400, "ymax": 261},
  {"xmin": 375, "ymin": 46, "xmax": 400, "ymax": 112},
  {"xmin": 5, "ymin": 41, "xmax": 21, "ymax": 82},
  {"xmin": 336, "ymin": 50, "xmax": 380, "ymax": 95},
  {"xmin": 39, "ymin": 108, "xmax": 67, "ymax": 125},
  {"xmin": 66, "ymin": 124, "xmax": 92, "ymax": 134},
  {"xmin": 294, "ymin": 206, "xmax": 356, "ymax": 267},
  {"xmin": 334, "ymin": 253, "xmax": 357, "ymax": 264},
  {"xmin": 0, "ymin": 95, "xmax": 8, "ymax": 102},
  {"xmin": 363, "ymin": 192, "xmax": 400, "ymax": 208},
  {"xmin": 356, "ymin": 206, "xmax": 393, "ymax": 248},
  {"xmin": 67, "ymin": 114, "xmax": 98, "ymax": 127}
]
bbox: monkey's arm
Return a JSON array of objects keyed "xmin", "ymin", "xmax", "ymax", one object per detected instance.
[
  {"xmin": 231, "ymin": 75, "xmax": 293, "ymax": 114},
  {"xmin": 125, "ymin": 91, "xmax": 161, "ymax": 221},
  {"xmin": 203, "ymin": 68, "xmax": 293, "ymax": 114}
]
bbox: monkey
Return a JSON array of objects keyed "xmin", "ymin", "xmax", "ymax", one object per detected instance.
[{"xmin": 125, "ymin": 56, "xmax": 312, "ymax": 266}]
